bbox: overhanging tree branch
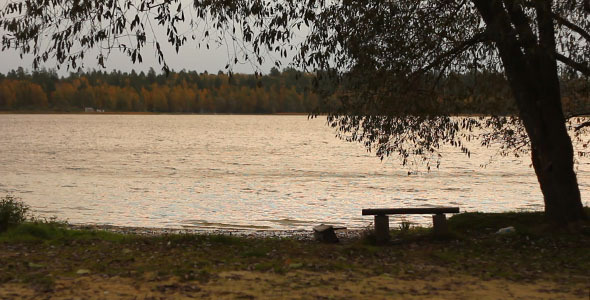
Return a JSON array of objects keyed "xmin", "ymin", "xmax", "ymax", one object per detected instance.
[
  {"xmin": 567, "ymin": 111, "xmax": 590, "ymax": 131},
  {"xmin": 556, "ymin": 52, "xmax": 590, "ymax": 76},
  {"xmin": 575, "ymin": 121, "xmax": 590, "ymax": 131},
  {"xmin": 413, "ymin": 31, "xmax": 488, "ymax": 77},
  {"xmin": 566, "ymin": 111, "xmax": 590, "ymax": 131},
  {"xmin": 553, "ymin": 13, "xmax": 590, "ymax": 42}
]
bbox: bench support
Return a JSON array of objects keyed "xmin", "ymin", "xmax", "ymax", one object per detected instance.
[
  {"xmin": 432, "ymin": 213, "xmax": 449, "ymax": 237},
  {"xmin": 374, "ymin": 215, "xmax": 390, "ymax": 244}
]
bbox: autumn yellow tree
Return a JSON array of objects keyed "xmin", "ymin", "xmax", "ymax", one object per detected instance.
[{"xmin": 0, "ymin": 80, "xmax": 17, "ymax": 109}]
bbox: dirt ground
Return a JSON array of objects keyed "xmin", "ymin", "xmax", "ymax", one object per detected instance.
[
  {"xmin": 1, "ymin": 213, "xmax": 589, "ymax": 300},
  {"xmin": 1, "ymin": 270, "xmax": 588, "ymax": 300}
]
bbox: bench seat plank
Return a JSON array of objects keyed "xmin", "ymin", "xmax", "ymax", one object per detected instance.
[{"xmin": 362, "ymin": 207, "xmax": 459, "ymax": 216}]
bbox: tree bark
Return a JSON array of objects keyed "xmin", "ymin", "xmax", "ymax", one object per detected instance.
[{"xmin": 473, "ymin": 0, "xmax": 587, "ymax": 225}]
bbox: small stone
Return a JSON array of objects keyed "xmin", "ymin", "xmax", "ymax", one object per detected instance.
[
  {"xmin": 496, "ymin": 226, "xmax": 516, "ymax": 234},
  {"xmin": 76, "ymin": 269, "xmax": 91, "ymax": 275},
  {"xmin": 288, "ymin": 263, "xmax": 303, "ymax": 269},
  {"xmin": 28, "ymin": 262, "xmax": 44, "ymax": 268}
]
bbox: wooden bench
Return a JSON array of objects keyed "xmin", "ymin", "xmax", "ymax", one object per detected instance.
[{"xmin": 362, "ymin": 207, "xmax": 460, "ymax": 243}]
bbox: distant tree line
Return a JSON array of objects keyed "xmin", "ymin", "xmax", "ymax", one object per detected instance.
[
  {"xmin": 0, "ymin": 67, "xmax": 319, "ymax": 113},
  {"xmin": 0, "ymin": 67, "xmax": 588, "ymax": 115}
]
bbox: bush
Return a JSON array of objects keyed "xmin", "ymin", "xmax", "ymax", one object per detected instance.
[{"xmin": 0, "ymin": 195, "xmax": 30, "ymax": 232}]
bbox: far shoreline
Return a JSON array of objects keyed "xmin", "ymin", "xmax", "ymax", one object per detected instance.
[
  {"xmin": 2, "ymin": 111, "xmax": 588, "ymax": 117},
  {"xmin": 66, "ymin": 223, "xmax": 364, "ymax": 240},
  {"xmin": 0, "ymin": 110, "xmax": 311, "ymax": 116}
]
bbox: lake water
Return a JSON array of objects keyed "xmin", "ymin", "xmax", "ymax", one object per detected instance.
[{"xmin": 1, "ymin": 114, "xmax": 588, "ymax": 230}]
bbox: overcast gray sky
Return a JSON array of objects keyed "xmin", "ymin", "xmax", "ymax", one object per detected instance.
[{"xmin": 0, "ymin": 39, "xmax": 283, "ymax": 76}]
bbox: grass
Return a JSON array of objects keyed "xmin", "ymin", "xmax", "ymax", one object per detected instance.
[
  {"xmin": 448, "ymin": 211, "xmax": 546, "ymax": 234},
  {"xmin": 0, "ymin": 209, "xmax": 588, "ymax": 296},
  {"xmin": 0, "ymin": 221, "xmax": 127, "ymax": 243}
]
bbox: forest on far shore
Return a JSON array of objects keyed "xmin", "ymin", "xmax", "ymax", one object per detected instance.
[
  {"xmin": 0, "ymin": 67, "xmax": 588, "ymax": 115},
  {"xmin": 0, "ymin": 67, "xmax": 319, "ymax": 114}
]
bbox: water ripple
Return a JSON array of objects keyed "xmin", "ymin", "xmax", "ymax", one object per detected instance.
[{"xmin": 1, "ymin": 114, "xmax": 588, "ymax": 230}]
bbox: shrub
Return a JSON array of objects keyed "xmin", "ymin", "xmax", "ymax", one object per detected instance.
[
  {"xmin": 0, "ymin": 195, "xmax": 30, "ymax": 232},
  {"xmin": 399, "ymin": 218, "xmax": 412, "ymax": 232}
]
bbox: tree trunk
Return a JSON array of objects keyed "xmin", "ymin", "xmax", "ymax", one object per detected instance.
[
  {"xmin": 530, "ymin": 131, "xmax": 586, "ymax": 224},
  {"xmin": 522, "ymin": 65, "xmax": 586, "ymax": 224},
  {"xmin": 473, "ymin": 0, "xmax": 587, "ymax": 225},
  {"xmin": 513, "ymin": 61, "xmax": 587, "ymax": 224},
  {"xmin": 526, "ymin": 1, "xmax": 586, "ymax": 224}
]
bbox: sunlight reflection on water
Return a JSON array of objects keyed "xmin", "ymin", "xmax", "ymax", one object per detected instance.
[{"xmin": 0, "ymin": 114, "xmax": 588, "ymax": 230}]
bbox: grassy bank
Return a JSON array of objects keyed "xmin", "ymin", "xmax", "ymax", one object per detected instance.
[{"xmin": 1, "ymin": 210, "xmax": 589, "ymax": 299}]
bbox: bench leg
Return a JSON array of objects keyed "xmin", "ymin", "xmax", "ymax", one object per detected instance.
[
  {"xmin": 432, "ymin": 214, "xmax": 448, "ymax": 237},
  {"xmin": 374, "ymin": 215, "xmax": 390, "ymax": 244}
]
